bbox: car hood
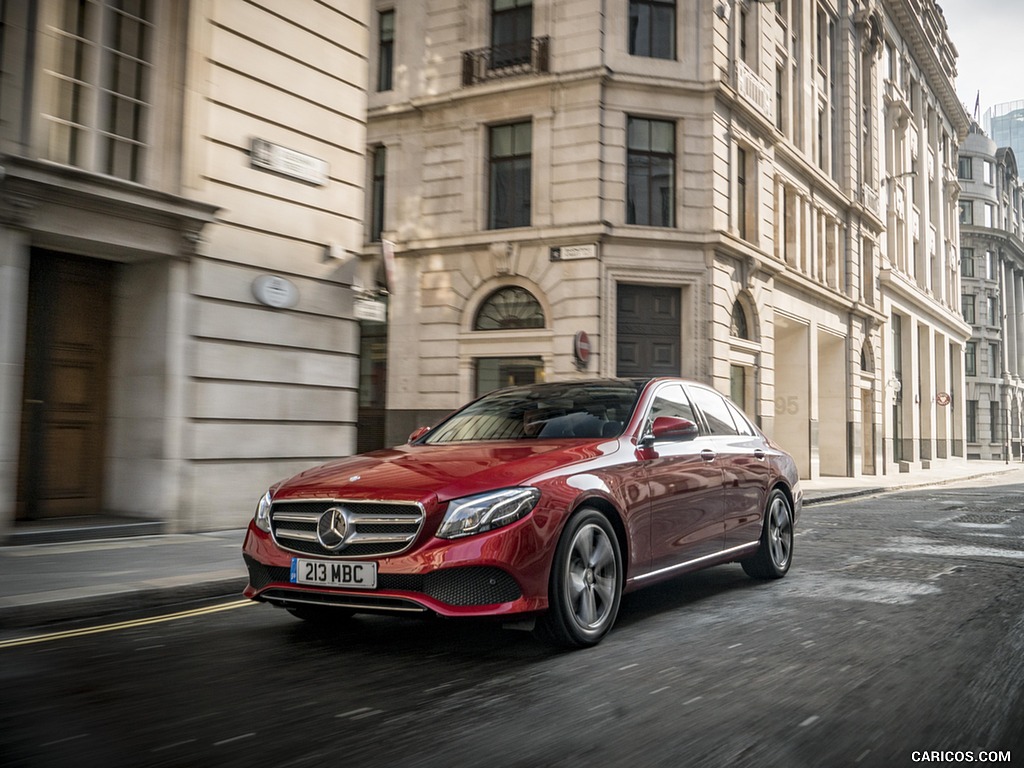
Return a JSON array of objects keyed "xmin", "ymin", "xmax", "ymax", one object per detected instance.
[{"xmin": 271, "ymin": 440, "xmax": 618, "ymax": 504}]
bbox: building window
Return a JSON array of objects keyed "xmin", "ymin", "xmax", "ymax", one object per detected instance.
[
  {"xmin": 629, "ymin": 0, "xmax": 675, "ymax": 59},
  {"xmin": 988, "ymin": 296, "xmax": 999, "ymax": 327},
  {"xmin": 967, "ymin": 400, "xmax": 978, "ymax": 442},
  {"xmin": 961, "ymin": 294, "xmax": 976, "ymax": 324},
  {"xmin": 984, "ymin": 204, "xmax": 995, "ymax": 227},
  {"xmin": 370, "ymin": 146, "xmax": 386, "ymax": 242},
  {"xmin": 45, "ymin": 0, "xmax": 155, "ymax": 182},
  {"xmin": 627, "ymin": 117, "xmax": 675, "ymax": 227},
  {"xmin": 775, "ymin": 64, "xmax": 785, "ymax": 132},
  {"xmin": 959, "ymin": 202, "xmax": 973, "ymax": 225},
  {"xmin": 737, "ymin": 146, "xmax": 755, "ymax": 241},
  {"xmin": 983, "ymin": 160, "xmax": 994, "ymax": 185},
  {"xmin": 990, "ymin": 342, "xmax": 1000, "ymax": 375},
  {"xmin": 730, "ymin": 365, "xmax": 748, "ymax": 413},
  {"xmin": 965, "ymin": 341, "xmax": 976, "ymax": 376},
  {"xmin": 474, "ymin": 286, "xmax": 545, "ymax": 330},
  {"xmin": 730, "ymin": 299, "xmax": 750, "ymax": 339},
  {"xmin": 488, "ymin": 121, "xmax": 532, "ymax": 229},
  {"xmin": 960, "ymin": 248, "xmax": 974, "ymax": 277},
  {"xmin": 957, "ymin": 156, "xmax": 972, "ymax": 180},
  {"xmin": 991, "ymin": 401, "xmax": 1001, "ymax": 443},
  {"xmin": 475, "ymin": 356, "xmax": 543, "ymax": 397},
  {"xmin": 377, "ymin": 10, "xmax": 395, "ymax": 92},
  {"xmin": 491, "ymin": 0, "xmax": 533, "ymax": 68}
]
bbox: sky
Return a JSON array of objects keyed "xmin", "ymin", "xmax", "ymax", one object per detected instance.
[{"xmin": 939, "ymin": 0, "xmax": 1024, "ymax": 117}]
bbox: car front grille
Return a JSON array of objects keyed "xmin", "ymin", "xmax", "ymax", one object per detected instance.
[{"xmin": 270, "ymin": 499, "xmax": 424, "ymax": 557}]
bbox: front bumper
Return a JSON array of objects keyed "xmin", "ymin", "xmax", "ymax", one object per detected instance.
[{"xmin": 241, "ymin": 518, "xmax": 553, "ymax": 618}]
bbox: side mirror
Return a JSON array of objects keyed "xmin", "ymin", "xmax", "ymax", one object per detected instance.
[
  {"xmin": 408, "ymin": 426, "xmax": 431, "ymax": 443},
  {"xmin": 651, "ymin": 416, "xmax": 699, "ymax": 441}
]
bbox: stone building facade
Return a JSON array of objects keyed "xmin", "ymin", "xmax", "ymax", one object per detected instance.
[
  {"xmin": 365, "ymin": 0, "xmax": 969, "ymax": 479},
  {"xmin": 958, "ymin": 124, "xmax": 1024, "ymax": 461},
  {"xmin": 0, "ymin": 1, "xmax": 371, "ymax": 538}
]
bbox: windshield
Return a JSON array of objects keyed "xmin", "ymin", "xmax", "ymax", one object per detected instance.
[{"xmin": 422, "ymin": 380, "xmax": 645, "ymax": 443}]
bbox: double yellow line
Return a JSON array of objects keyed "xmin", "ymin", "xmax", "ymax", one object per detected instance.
[{"xmin": 0, "ymin": 599, "xmax": 255, "ymax": 649}]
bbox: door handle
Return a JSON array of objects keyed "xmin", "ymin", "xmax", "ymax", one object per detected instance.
[
  {"xmin": 700, "ymin": 449, "xmax": 717, "ymax": 462},
  {"xmin": 753, "ymin": 449, "xmax": 766, "ymax": 460}
]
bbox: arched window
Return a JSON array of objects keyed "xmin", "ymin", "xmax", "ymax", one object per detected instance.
[
  {"xmin": 861, "ymin": 341, "xmax": 874, "ymax": 372},
  {"xmin": 474, "ymin": 286, "xmax": 545, "ymax": 330},
  {"xmin": 730, "ymin": 299, "xmax": 750, "ymax": 340}
]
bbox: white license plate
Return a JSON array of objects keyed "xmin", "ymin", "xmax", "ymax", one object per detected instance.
[{"xmin": 291, "ymin": 558, "xmax": 377, "ymax": 589}]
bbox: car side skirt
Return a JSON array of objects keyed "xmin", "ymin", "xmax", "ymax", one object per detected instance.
[{"xmin": 628, "ymin": 542, "xmax": 760, "ymax": 587}]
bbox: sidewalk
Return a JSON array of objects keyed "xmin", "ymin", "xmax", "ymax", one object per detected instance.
[{"xmin": 2, "ymin": 461, "xmax": 1023, "ymax": 631}]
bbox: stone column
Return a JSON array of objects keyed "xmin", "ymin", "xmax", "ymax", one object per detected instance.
[{"xmin": 0, "ymin": 227, "xmax": 31, "ymax": 541}]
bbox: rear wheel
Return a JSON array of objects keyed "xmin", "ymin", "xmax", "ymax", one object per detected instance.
[
  {"xmin": 535, "ymin": 508, "xmax": 623, "ymax": 648},
  {"xmin": 741, "ymin": 488, "xmax": 793, "ymax": 579}
]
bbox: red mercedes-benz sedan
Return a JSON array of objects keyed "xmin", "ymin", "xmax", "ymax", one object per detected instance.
[{"xmin": 242, "ymin": 377, "xmax": 801, "ymax": 647}]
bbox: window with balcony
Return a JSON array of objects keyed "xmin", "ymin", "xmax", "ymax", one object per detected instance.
[
  {"xmin": 627, "ymin": 117, "xmax": 675, "ymax": 227},
  {"xmin": 44, "ymin": 0, "xmax": 154, "ymax": 182},
  {"xmin": 629, "ymin": 0, "xmax": 674, "ymax": 59},
  {"xmin": 492, "ymin": 0, "xmax": 533, "ymax": 68},
  {"xmin": 489, "ymin": 122, "xmax": 532, "ymax": 229},
  {"xmin": 463, "ymin": 1, "xmax": 547, "ymax": 85}
]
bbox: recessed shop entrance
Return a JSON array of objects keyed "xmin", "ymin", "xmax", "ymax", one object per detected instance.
[{"xmin": 16, "ymin": 251, "xmax": 113, "ymax": 520}]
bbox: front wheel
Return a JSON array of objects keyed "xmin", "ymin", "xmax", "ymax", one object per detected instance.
[
  {"xmin": 535, "ymin": 509, "xmax": 623, "ymax": 648},
  {"xmin": 741, "ymin": 488, "xmax": 794, "ymax": 580}
]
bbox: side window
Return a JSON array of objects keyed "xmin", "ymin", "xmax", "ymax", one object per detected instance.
[
  {"xmin": 724, "ymin": 400, "xmax": 756, "ymax": 436},
  {"xmin": 646, "ymin": 384, "xmax": 696, "ymax": 426},
  {"xmin": 687, "ymin": 386, "xmax": 739, "ymax": 436}
]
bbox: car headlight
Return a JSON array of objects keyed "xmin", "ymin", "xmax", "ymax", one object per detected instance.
[
  {"xmin": 436, "ymin": 488, "xmax": 541, "ymax": 539},
  {"xmin": 254, "ymin": 490, "xmax": 273, "ymax": 533}
]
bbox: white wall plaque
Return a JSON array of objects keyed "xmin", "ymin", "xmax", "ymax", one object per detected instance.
[
  {"xmin": 252, "ymin": 275, "xmax": 299, "ymax": 309},
  {"xmin": 250, "ymin": 138, "xmax": 329, "ymax": 186}
]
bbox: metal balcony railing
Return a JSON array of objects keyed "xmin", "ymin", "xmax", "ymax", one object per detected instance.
[{"xmin": 462, "ymin": 36, "xmax": 550, "ymax": 86}]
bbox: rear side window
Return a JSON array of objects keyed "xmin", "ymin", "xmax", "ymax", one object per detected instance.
[
  {"xmin": 724, "ymin": 400, "xmax": 756, "ymax": 436},
  {"xmin": 686, "ymin": 386, "xmax": 739, "ymax": 436}
]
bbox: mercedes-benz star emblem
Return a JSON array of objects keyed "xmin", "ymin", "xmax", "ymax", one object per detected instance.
[{"xmin": 317, "ymin": 506, "xmax": 349, "ymax": 551}]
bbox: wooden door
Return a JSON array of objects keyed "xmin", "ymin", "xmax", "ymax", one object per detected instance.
[
  {"xmin": 616, "ymin": 284, "xmax": 681, "ymax": 377},
  {"xmin": 17, "ymin": 252, "xmax": 113, "ymax": 519}
]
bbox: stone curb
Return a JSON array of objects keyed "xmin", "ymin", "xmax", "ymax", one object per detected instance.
[{"xmin": 0, "ymin": 577, "xmax": 248, "ymax": 631}]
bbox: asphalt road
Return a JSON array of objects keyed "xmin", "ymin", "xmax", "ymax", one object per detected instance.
[{"xmin": 2, "ymin": 475, "xmax": 1023, "ymax": 768}]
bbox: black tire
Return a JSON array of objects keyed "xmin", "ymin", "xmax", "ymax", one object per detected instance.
[
  {"xmin": 741, "ymin": 488, "xmax": 794, "ymax": 580},
  {"xmin": 285, "ymin": 604, "xmax": 355, "ymax": 624},
  {"xmin": 535, "ymin": 508, "xmax": 623, "ymax": 648}
]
